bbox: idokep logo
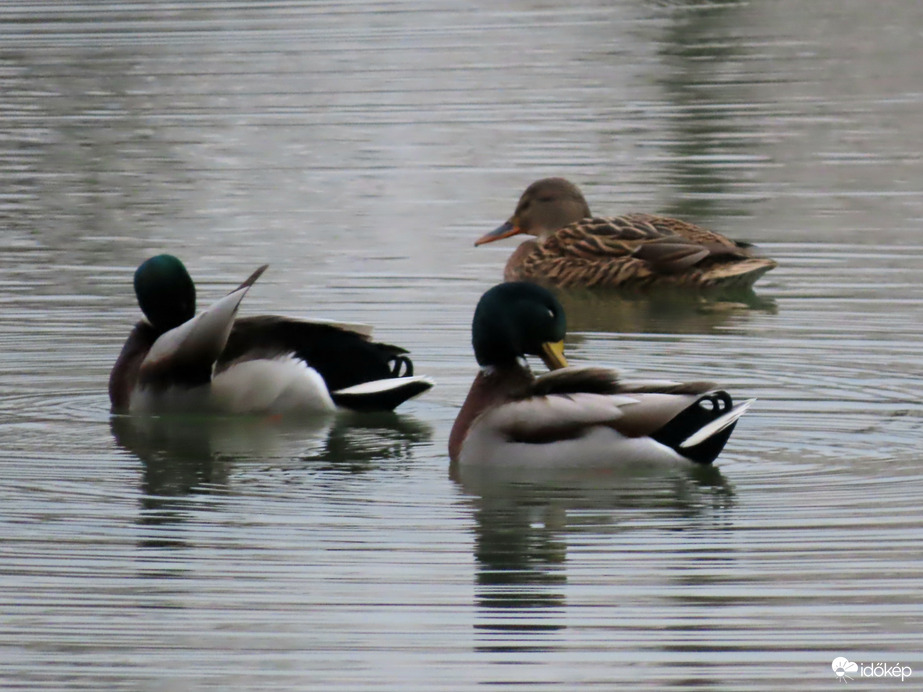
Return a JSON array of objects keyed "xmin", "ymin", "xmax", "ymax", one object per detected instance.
[
  {"xmin": 832, "ymin": 657, "xmax": 912, "ymax": 683},
  {"xmin": 832, "ymin": 658, "xmax": 859, "ymax": 682}
]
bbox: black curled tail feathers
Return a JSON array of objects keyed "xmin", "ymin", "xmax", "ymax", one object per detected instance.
[
  {"xmin": 651, "ymin": 390, "xmax": 738, "ymax": 465},
  {"xmin": 390, "ymin": 355, "xmax": 414, "ymax": 377},
  {"xmin": 700, "ymin": 391, "xmax": 733, "ymax": 414}
]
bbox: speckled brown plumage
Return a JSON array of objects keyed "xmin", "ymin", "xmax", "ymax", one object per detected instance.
[{"xmin": 477, "ymin": 178, "xmax": 777, "ymax": 291}]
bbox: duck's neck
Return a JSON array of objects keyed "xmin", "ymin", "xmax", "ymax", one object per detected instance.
[
  {"xmin": 108, "ymin": 321, "xmax": 159, "ymax": 412},
  {"xmin": 448, "ymin": 364, "xmax": 532, "ymax": 463},
  {"xmin": 503, "ymin": 239, "xmax": 539, "ymax": 282}
]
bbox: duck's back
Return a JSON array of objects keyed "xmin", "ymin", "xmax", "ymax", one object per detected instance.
[
  {"xmin": 507, "ymin": 214, "xmax": 776, "ymax": 290},
  {"xmin": 221, "ymin": 316, "xmax": 410, "ymax": 390}
]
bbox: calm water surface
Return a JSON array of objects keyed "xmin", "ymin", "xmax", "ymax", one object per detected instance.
[{"xmin": 1, "ymin": 1, "xmax": 922, "ymax": 689}]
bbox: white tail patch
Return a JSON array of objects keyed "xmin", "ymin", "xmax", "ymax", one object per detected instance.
[
  {"xmin": 332, "ymin": 375, "xmax": 434, "ymax": 396},
  {"xmin": 680, "ymin": 398, "xmax": 755, "ymax": 449}
]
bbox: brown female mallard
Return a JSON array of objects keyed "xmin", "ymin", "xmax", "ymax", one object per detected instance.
[{"xmin": 476, "ymin": 178, "xmax": 777, "ymax": 291}]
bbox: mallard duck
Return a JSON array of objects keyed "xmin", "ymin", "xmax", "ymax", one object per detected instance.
[
  {"xmin": 476, "ymin": 178, "xmax": 777, "ymax": 291},
  {"xmin": 109, "ymin": 254, "xmax": 434, "ymax": 415},
  {"xmin": 448, "ymin": 282, "xmax": 753, "ymax": 468}
]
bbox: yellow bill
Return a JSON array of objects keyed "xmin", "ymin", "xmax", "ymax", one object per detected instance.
[{"xmin": 540, "ymin": 340, "xmax": 568, "ymax": 370}]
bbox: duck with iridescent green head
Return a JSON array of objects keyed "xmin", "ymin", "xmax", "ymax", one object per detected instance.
[
  {"xmin": 449, "ymin": 281, "xmax": 753, "ymax": 469},
  {"xmin": 109, "ymin": 255, "xmax": 433, "ymax": 416}
]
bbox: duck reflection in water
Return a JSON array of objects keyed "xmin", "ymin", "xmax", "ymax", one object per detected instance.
[
  {"xmin": 112, "ymin": 411, "xmax": 432, "ymax": 543},
  {"xmin": 457, "ymin": 462, "xmax": 734, "ymax": 654},
  {"xmin": 554, "ymin": 286, "xmax": 776, "ymax": 337}
]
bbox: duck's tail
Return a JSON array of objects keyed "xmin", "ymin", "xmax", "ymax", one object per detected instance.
[
  {"xmin": 331, "ymin": 376, "xmax": 435, "ymax": 412},
  {"xmin": 701, "ymin": 257, "xmax": 777, "ymax": 291},
  {"xmin": 652, "ymin": 392, "xmax": 754, "ymax": 464}
]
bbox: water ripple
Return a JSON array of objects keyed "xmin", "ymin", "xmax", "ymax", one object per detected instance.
[{"xmin": 1, "ymin": 1, "xmax": 923, "ymax": 689}]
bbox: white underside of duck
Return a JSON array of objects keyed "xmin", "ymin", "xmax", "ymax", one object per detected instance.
[
  {"xmin": 456, "ymin": 422, "xmax": 688, "ymax": 469},
  {"xmin": 210, "ymin": 356, "xmax": 339, "ymax": 414},
  {"xmin": 130, "ymin": 355, "xmax": 337, "ymax": 415}
]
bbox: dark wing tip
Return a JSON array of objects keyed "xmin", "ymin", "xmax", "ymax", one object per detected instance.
[{"xmin": 233, "ymin": 264, "xmax": 269, "ymax": 293}]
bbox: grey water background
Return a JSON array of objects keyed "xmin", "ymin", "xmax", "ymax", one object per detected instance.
[{"xmin": 1, "ymin": 1, "xmax": 922, "ymax": 689}]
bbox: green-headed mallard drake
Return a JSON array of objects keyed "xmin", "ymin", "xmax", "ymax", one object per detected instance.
[
  {"xmin": 476, "ymin": 178, "xmax": 777, "ymax": 291},
  {"xmin": 448, "ymin": 282, "xmax": 753, "ymax": 468},
  {"xmin": 109, "ymin": 254, "xmax": 434, "ymax": 415}
]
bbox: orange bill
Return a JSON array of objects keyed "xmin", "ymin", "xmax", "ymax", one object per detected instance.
[{"xmin": 474, "ymin": 220, "xmax": 522, "ymax": 246}]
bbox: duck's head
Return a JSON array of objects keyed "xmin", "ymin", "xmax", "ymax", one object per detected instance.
[
  {"xmin": 476, "ymin": 178, "xmax": 591, "ymax": 246},
  {"xmin": 472, "ymin": 281, "xmax": 568, "ymax": 371},
  {"xmin": 134, "ymin": 254, "xmax": 196, "ymax": 332}
]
